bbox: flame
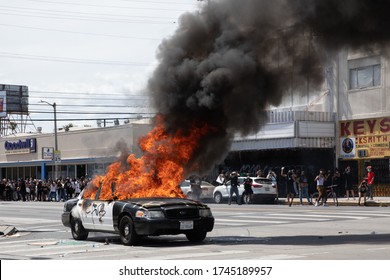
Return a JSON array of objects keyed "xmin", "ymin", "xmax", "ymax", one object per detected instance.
[{"xmin": 83, "ymin": 115, "xmax": 211, "ymax": 200}]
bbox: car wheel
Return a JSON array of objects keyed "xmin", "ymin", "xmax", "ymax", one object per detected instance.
[
  {"xmin": 119, "ymin": 215, "xmax": 139, "ymax": 246},
  {"xmin": 185, "ymin": 230, "xmax": 207, "ymax": 242},
  {"xmin": 70, "ymin": 217, "xmax": 89, "ymax": 240},
  {"xmin": 214, "ymin": 192, "xmax": 223, "ymax": 204}
]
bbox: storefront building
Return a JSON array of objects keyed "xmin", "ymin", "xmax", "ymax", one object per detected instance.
[
  {"xmin": 335, "ymin": 48, "xmax": 390, "ymax": 195},
  {"xmin": 0, "ymin": 121, "xmax": 151, "ymax": 180},
  {"xmin": 338, "ymin": 117, "xmax": 390, "ymax": 195}
]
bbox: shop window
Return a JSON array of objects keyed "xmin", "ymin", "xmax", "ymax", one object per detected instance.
[{"xmin": 349, "ymin": 64, "xmax": 381, "ymax": 90}]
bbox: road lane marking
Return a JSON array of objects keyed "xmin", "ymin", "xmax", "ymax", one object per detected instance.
[
  {"xmin": 216, "ymin": 218, "xmax": 286, "ymax": 224},
  {"xmin": 267, "ymin": 213, "xmax": 367, "ymax": 219}
]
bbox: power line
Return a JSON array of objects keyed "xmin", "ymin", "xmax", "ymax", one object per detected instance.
[
  {"xmin": 0, "ymin": 11, "xmax": 174, "ymax": 25},
  {"xmin": 31, "ymin": 104, "xmax": 151, "ymax": 108},
  {"xmin": 29, "ymin": 111, "xmax": 155, "ymax": 115},
  {"xmin": 0, "ymin": 51, "xmax": 154, "ymax": 66},
  {"xmin": 0, "ymin": 5, "xmax": 177, "ymax": 20},
  {"xmin": 29, "ymin": 96, "xmax": 147, "ymax": 102},
  {"xmin": 29, "ymin": 90, "xmax": 150, "ymax": 98},
  {"xmin": 0, "ymin": 23, "xmax": 161, "ymax": 41},
  {"xmin": 19, "ymin": 0, "xmax": 195, "ymax": 11},
  {"xmin": 119, "ymin": 0, "xmax": 195, "ymax": 5},
  {"xmin": 32, "ymin": 115, "xmax": 155, "ymax": 122}
]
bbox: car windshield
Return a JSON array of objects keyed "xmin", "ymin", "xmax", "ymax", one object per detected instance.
[{"xmin": 180, "ymin": 181, "xmax": 191, "ymax": 187}]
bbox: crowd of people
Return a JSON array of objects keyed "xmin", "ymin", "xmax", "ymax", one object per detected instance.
[
  {"xmin": 1, "ymin": 165, "xmax": 376, "ymax": 206},
  {"xmin": 216, "ymin": 164, "xmax": 375, "ymax": 207},
  {"xmin": 0, "ymin": 177, "xmax": 92, "ymax": 202}
]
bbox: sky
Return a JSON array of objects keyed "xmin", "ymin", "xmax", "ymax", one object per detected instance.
[{"xmin": 0, "ymin": 0, "xmax": 200, "ymax": 134}]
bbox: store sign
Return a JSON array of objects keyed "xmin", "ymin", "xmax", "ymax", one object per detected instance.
[
  {"xmin": 42, "ymin": 147, "xmax": 54, "ymax": 159},
  {"xmin": 340, "ymin": 137, "xmax": 356, "ymax": 158},
  {"xmin": 54, "ymin": 150, "xmax": 61, "ymax": 163},
  {"xmin": 4, "ymin": 138, "xmax": 37, "ymax": 155},
  {"xmin": 339, "ymin": 117, "xmax": 390, "ymax": 158}
]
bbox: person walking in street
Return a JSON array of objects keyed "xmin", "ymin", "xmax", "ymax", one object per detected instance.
[
  {"xmin": 283, "ymin": 169, "xmax": 295, "ymax": 207},
  {"xmin": 216, "ymin": 170, "xmax": 226, "ymax": 186},
  {"xmin": 358, "ymin": 179, "xmax": 368, "ymax": 206},
  {"xmin": 189, "ymin": 175, "xmax": 202, "ymax": 201},
  {"xmin": 366, "ymin": 166, "xmax": 375, "ymax": 200},
  {"xmin": 267, "ymin": 169, "xmax": 278, "ymax": 200},
  {"xmin": 314, "ymin": 169, "xmax": 327, "ymax": 206},
  {"xmin": 48, "ymin": 179, "xmax": 57, "ymax": 202},
  {"xmin": 332, "ymin": 168, "xmax": 341, "ymax": 197},
  {"xmin": 343, "ymin": 166, "xmax": 355, "ymax": 200},
  {"xmin": 292, "ymin": 169, "xmax": 299, "ymax": 196},
  {"xmin": 64, "ymin": 178, "xmax": 73, "ymax": 200},
  {"xmin": 228, "ymin": 171, "xmax": 241, "ymax": 205},
  {"xmin": 57, "ymin": 179, "xmax": 66, "ymax": 202},
  {"xmin": 299, "ymin": 171, "xmax": 311, "ymax": 205},
  {"xmin": 243, "ymin": 174, "xmax": 253, "ymax": 204},
  {"xmin": 73, "ymin": 178, "xmax": 81, "ymax": 197}
]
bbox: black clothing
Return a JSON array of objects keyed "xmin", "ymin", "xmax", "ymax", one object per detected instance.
[{"xmin": 243, "ymin": 177, "xmax": 253, "ymax": 195}]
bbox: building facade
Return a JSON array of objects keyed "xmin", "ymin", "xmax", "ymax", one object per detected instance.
[
  {"xmin": 224, "ymin": 47, "xmax": 390, "ymax": 196},
  {"xmin": 336, "ymin": 48, "xmax": 390, "ymax": 192},
  {"xmin": 0, "ymin": 121, "xmax": 151, "ymax": 180}
]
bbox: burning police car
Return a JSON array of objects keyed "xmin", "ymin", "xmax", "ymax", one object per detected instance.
[{"xmin": 61, "ymin": 187, "xmax": 214, "ymax": 246}]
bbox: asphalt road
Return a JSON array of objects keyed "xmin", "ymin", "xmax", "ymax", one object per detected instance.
[{"xmin": 1, "ymin": 201, "xmax": 390, "ymax": 260}]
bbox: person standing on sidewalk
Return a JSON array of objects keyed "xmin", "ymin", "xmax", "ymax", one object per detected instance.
[
  {"xmin": 366, "ymin": 166, "xmax": 375, "ymax": 200},
  {"xmin": 358, "ymin": 179, "xmax": 368, "ymax": 206},
  {"xmin": 343, "ymin": 166, "xmax": 355, "ymax": 200}
]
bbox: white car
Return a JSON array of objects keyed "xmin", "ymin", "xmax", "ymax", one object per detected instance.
[
  {"xmin": 213, "ymin": 177, "xmax": 277, "ymax": 204},
  {"xmin": 180, "ymin": 180, "xmax": 216, "ymax": 201}
]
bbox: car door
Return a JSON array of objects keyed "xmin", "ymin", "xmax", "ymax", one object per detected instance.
[
  {"xmin": 92, "ymin": 200, "xmax": 115, "ymax": 232},
  {"xmin": 77, "ymin": 198, "xmax": 96, "ymax": 230}
]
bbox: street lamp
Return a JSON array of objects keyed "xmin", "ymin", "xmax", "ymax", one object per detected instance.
[{"xmin": 40, "ymin": 100, "xmax": 59, "ymax": 179}]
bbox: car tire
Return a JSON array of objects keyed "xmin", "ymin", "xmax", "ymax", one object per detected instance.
[
  {"xmin": 119, "ymin": 215, "xmax": 139, "ymax": 246},
  {"xmin": 185, "ymin": 230, "xmax": 207, "ymax": 242},
  {"xmin": 213, "ymin": 192, "xmax": 223, "ymax": 204},
  {"xmin": 70, "ymin": 217, "xmax": 89, "ymax": 240}
]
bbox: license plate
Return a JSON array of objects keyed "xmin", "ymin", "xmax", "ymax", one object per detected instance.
[
  {"xmin": 265, "ymin": 187, "xmax": 270, "ymax": 191},
  {"xmin": 180, "ymin": 221, "xmax": 193, "ymax": 230}
]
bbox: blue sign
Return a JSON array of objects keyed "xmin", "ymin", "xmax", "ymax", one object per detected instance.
[{"xmin": 4, "ymin": 138, "xmax": 37, "ymax": 154}]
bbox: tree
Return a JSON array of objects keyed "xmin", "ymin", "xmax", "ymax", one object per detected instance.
[
  {"xmin": 63, "ymin": 123, "xmax": 74, "ymax": 132},
  {"xmin": 9, "ymin": 121, "xmax": 17, "ymax": 133}
]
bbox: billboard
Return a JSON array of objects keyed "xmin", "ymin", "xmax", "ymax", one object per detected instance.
[{"xmin": 0, "ymin": 84, "xmax": 29, "ymax": 115}]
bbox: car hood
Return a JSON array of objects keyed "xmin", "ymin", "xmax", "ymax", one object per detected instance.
[{"xmin": 125, "ymin": 197, "xmax": 205, "ymax": 208}]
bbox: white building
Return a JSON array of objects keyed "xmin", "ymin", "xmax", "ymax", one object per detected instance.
[{"xmin": 0, "ymin": 120, "xmax": 151, "ymax": 180}]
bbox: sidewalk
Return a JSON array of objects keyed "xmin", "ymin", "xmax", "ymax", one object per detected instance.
[{"xmin": 281, "ymin": 196, "xmax": 390, "ymax": 207}]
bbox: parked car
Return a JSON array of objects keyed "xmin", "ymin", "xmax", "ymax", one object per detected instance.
[
  {"xmin": 180, "ymin": 180, "xmax": 216, "ymax": 201},
  {"xmin": 213, "ymin": 177, "xmax": 277, "ymax": 204},
  {"xmin": 62, "ymin": 187, "xmax": 214, "ymax": 246}
]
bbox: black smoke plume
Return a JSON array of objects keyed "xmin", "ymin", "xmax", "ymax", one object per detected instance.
[{"xmin": 147, "ymin": 0, "xmax": 390, "ymax": 175}]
